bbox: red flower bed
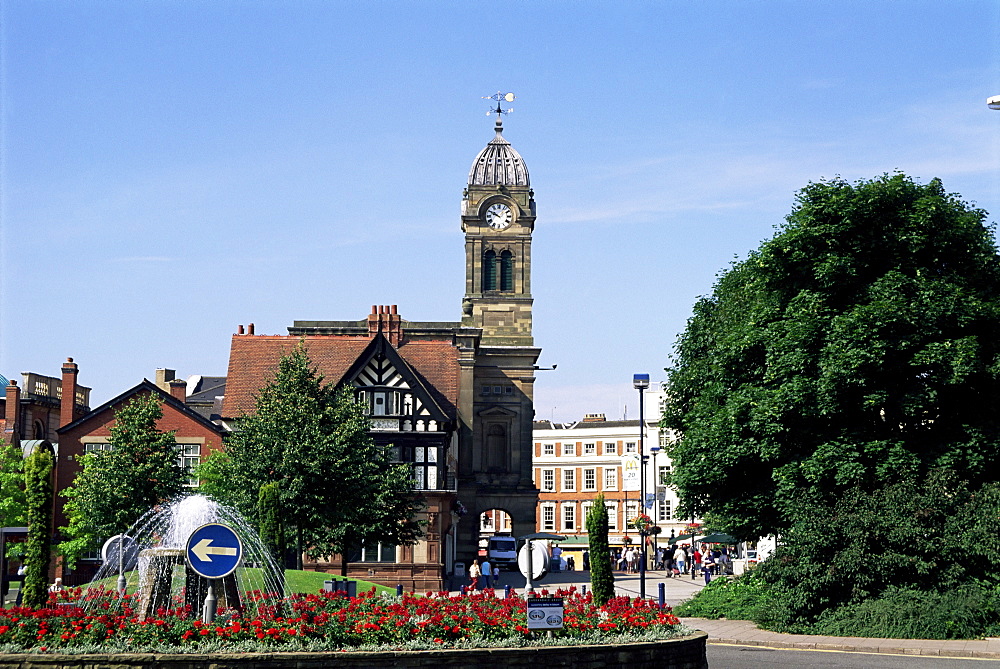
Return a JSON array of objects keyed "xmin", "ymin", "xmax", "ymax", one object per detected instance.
[{"xmin": 0, "ymin": 586, "xmax": 681, "ymax": 652}]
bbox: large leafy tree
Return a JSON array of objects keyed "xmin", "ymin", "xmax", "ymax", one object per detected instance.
[
  {"xmin": 60, "ymin": 393, "xmax": 184, "ymax": 566},
  {"xmin": 663, "ymin": 174, "xmax": 1000, "ymax": 539},
  {"xmin": 210, "ymin": 345, "xmax": 422, "ymax": 571}
]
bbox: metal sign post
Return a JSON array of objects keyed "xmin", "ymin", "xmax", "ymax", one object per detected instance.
[{"xmin": 185, "ymin": 523, "xmax": 243, "ymax": 624}]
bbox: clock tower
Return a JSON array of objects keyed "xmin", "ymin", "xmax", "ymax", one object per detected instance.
[
  {"xmin": 461, "ymin": 117, "xmax": 535, "ymax": 344},
  {"xmin": 455, "ymin": 115, "xmax": 540, "ymax": 561}
]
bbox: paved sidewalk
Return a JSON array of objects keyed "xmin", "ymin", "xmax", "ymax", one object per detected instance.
[
  {"xmin": 682, "ymin": 617, "xmax": 1000, "ymax": 660},
  {"xmin": 452, "ymin": 568, "xmax": 1000, "ymax": 660}
]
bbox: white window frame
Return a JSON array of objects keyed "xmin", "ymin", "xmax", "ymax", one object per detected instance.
[
  {"xmin": 562, "ymin": 503, "xmax": 576, "ymax": 532},
  {"xmin": 658, "ymin": 499, "xmax": 672, "ymax": 522},
  {"xmin": 563, "ymin": 468, "xmax": 576, "ymax": 491},
  {"xmin": 541, "ymin": 468, "xmax": 555, "ymax": 492},
  {"xmin": 541, "ymin": 503, "xmax": 556, "ymax": 531},
  {"xmin": 584, "ymin": 468, "xmax": 597, "ymax": 491},
  {"xmin": 625, "ymin": 441, "xmax": 638, "ymax": 453},
  {"xmin": 562, "ymin": 442, "xmax": 575, "ymax": 456},
  {"xmin": 543, "ymin": 443, "xmax": 555, "ymax": 455},
  {"xmin": 584, "ymin": 442, "xmax": 596, "ymax": 455},
  {"xmin": 605, "ymin": 502, "xmax": 619, "ymax": 531},
  {"xmin": 604, "ymin": 467, "xmax": 618, "ymax": 490},
  {"xmin": 603, "ymin": 441, "xmax": 617, "ymax": 455}
]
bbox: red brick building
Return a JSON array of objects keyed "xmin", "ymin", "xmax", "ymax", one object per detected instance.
[{"xmin": 55, "ymin": 372, "xmax": 226, "ymax": 584}]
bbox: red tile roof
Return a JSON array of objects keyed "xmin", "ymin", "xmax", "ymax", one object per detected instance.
[{"xmin": 222, "ymin": 334, "xmax": 460, "ymax": 419}]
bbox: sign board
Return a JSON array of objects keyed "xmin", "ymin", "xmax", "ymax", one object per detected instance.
[
  {"xmin": 526, "ymin": 597, "xmax": 564, "ymax": 630},
  {"xmin": 644, "ymin": 492, "xmax": 656, "ymax": 510},
  {"xmin": 186, "ymin": 523, "xmax": 243, "ymax": 579},
  {"xmin": 656, "ymin": 486, "xmax": 667, "ymax": 502},
  {"xmin": 517, "ymin": 540, "xmax": 550, "ymax": 580},
  {"xmin": 621, "ymin": 454, "xmax": 641, "ymax": 492},
  {"xmin": 102, "ymin": 534, "xmax": 139, "ymax": 571}
]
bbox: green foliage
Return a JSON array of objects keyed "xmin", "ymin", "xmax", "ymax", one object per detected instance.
[
  {"xmin": 22, "ymin": 444, "xmax": 53, "ymax": 608},
  {"xmin": 585, "ymin": 493, "xmax": 614, "ymax": 606},
  {"xmin": 0, "ymin": 442, "xmax": 26, "ymax": 528},
  {"xmin": 673, "ymin": 572, "xmax": 772, "ymax": 620},
  {"xmin": 211, "ymin": 345, "xmax": 423, "ymax": 572},
  {"xmin": 812, "ymin": 585, "xmax": 1000, "ymax": 639},
  {"xmin": 751, "ymin": 471, "xmax": 1000, "ymax": 629},
  {"xmin": 664, "ymin": 174, "xmax": 1000, "ymax": 539},
  {"xmin": 59, "ymin": 393, "xmax": 184, "ymax": 567},
  {"xmin": 257, "ymin": 481, "xmax": 286, "ymax": 571}
]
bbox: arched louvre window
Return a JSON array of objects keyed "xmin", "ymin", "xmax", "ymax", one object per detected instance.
[
  {"xmin": 483, "ymin": 250, "xmax": 497, "ymax": 291},
  {"xmin": 500, "ymin": 251, "xmax": 514, "ymax": 292}
]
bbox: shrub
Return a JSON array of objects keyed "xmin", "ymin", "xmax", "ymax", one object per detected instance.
[{"xmin": 674, "ymin": 573, "xmax": 773, "ymax": 620}]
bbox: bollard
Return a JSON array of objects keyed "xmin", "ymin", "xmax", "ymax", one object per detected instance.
[
  {"xmin": 658, "ymin": 582, "xmax": 665, "ymax": 609},
  {"xmin": 461, "ymin": 585, "xmax": 467, "ymax": 596},
  {"xmin": 397, "ymin": 584, "xmax": 404, "ymax": 597},
  {"xmin": 504, "ymin": 584, "xmax": 511, "ymax": 599}
]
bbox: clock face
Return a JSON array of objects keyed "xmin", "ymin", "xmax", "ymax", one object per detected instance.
[{"xmin": 485, "ymin": 203, "xmax": 513, "ymax": 230}]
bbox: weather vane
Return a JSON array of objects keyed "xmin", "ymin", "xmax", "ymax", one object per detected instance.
[{"xmin": 484, "ymin": 91, "xmax": 515, "ymax": 117}]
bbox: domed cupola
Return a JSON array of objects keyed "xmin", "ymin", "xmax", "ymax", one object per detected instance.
[{"xmin": 468, "ymin": 119, "xmax": 530, "ymax": 187}]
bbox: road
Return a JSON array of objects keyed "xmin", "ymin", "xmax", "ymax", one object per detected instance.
[{"xmin": 707, "ymin": 644, "xmax": 1000, "ymax": 668}]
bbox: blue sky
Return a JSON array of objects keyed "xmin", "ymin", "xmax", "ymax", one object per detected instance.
[{"xmin": 2, "ymin": 1, "xmax": 999, "ymax": 422}]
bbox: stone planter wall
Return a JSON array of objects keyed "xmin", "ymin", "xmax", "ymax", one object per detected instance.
[{"xmin": 0, "ymin": 632, "xmax": 707, "ymax": 669}]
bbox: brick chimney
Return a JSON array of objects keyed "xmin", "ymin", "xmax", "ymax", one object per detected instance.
[
  {"xmin": 168, "ymin": 378, "xmax": 188, "ymax": 403},
  {"xmin": 4, "ymin": 380, "xmax": 20, "ymax": 437},
  {"xmin": 60, "ymin": 357, "xmax": 78, "ymax": 427},
  {"xmin": 367, "ymin": 305, "xmax": 403, "ymax": 346}
]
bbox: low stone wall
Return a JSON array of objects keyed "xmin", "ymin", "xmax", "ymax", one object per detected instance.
[{"xmin": 0, "ymin": 632, "xmax": 707, "ymax": 669}]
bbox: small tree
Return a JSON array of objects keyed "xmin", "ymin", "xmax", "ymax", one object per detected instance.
[
  {"xmin": 257, "ymin": 481, "xmax": 285, "ymax": 565},
  {"xmin": 22, "ymin": 444, "xmax": 53, "ymax": 608},
  {"xmin": 0, "ymin": 443, "xmax": 27, "ymax": 528},
  {"xmin": 586, "ymin": 493, "xmax": 614, "ymax": 606},
  {"xmin": 60, "ymin": 393, "xmax": 184, "ymax": 566}
]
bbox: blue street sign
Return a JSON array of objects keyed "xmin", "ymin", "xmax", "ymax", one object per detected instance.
[{"xmin": 186, "ymin": 523, "xmax": 243, "ymax": 579}]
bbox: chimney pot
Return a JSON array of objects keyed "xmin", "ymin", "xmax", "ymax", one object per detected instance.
[
  {"xmin": 238, "ymin": 324, "xmax": 245, "ymax": 335},
  {"xmin": 248, "ymin": 323, "xmax": 255, "ymax": 335}
]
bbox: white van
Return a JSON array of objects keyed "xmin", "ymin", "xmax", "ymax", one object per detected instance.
[{"xmin": 487, "ymin": 535, "xmax": 518, "ymax": 569}]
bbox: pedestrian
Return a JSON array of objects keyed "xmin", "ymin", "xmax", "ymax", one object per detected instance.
[
  {"xmin": 468, "ymin": 559, "xmax": 481, "ymax": 592},
  {"xmin": 492, "ymin": 564, "xmax": 500, "ymax": 588},
  {"xmin": 481, "ymin": 558, "xmax": 491, "ymax": 589},
  {"xmin": 583, "ymin": 549, "xmax": 590, "ymax": 570},
  {"xmin": 48, "ymin": 577, "xmax": 63, "ymax": 594},
  {"xmin": 673, "ymin": 545, "xmax": 687, "ymax": 575}
]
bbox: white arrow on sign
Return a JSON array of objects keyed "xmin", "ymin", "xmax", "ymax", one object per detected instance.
[{"xmin": 191, "ymin": 538, "xmax": 238, "ymax": 562}]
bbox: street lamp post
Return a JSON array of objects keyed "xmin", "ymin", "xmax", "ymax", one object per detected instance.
[
  {"xmin": 633, "ymin": 373, "xmax": 649, "ymax": 600},
  {"xmin": 649, "ymin": 442, "xmax": 661, "ymax": 570}
]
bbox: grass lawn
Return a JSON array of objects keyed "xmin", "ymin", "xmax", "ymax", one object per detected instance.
[{"xmin": 80, "ymin": 568, "xmax": 394, "ymax": 597}]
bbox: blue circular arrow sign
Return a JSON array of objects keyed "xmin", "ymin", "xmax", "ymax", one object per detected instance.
[{"xmin": 186, "ymin": 523, "xmax": 243, "ymax": 579}]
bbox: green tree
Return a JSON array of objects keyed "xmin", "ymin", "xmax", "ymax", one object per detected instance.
[
  {"xmin": 215, "ymin": 345, "xmax": 423, "ymax": 572},
  {"xmin": 586, "ymin": 493, "xmax": 614, "ymax": 606},
  {"xmin": 663, "ymin": 174, "xmax": 1000, "ymax": 539},
  {"xmin": 22, "ymin": 443, "xmax": 53, "ymax": 608},
  {"xmin": 59, "ymin": 394, "xmax": 184, "ymax": 566},
  {"xmin": 0, "ymin": 442, "xmax": 27, "ymax": 528}
]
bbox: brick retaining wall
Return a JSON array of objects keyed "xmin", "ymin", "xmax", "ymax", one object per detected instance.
[{"xmin": 0, "ymin": 632, "xmax": 707, "ymax": 669}]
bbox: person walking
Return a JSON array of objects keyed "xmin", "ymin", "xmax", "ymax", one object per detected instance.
[
  {"xmin": 468, "ymin": 559, "xmax": 481, "ymax": 592},
  {"xmin": 492, "ymin": 564, "xmax": 500, "ymax": 588},
  {"xmin": 673, "ymin": 545, "xmax": 687, "ymax": 575},
  {"xmin": 481, "ymin": 558, "xmax": 491, "ymax": 589}
]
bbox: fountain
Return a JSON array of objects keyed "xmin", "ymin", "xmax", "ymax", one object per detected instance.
[{"xmin": 85, "ymin": 494, "xmax": 286, "ymax": 618}]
